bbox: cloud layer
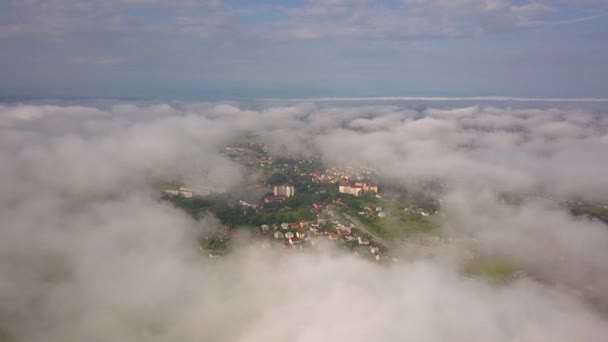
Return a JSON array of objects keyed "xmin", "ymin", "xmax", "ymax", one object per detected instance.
[{"xmin": 1, "ymin": 99, "xmax": 608, "ymax": 341}]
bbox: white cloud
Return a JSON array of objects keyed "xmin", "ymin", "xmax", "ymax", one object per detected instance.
[
  {"xmin": 2, "ymin": 0, "xmax": 606, "ymax": 44},
  {"xmin": 1, "ymin": 99, "xmax": 608, "ymax": 341}
]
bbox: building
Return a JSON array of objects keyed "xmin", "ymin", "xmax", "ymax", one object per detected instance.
[
  {"xmin": 339, "ymin": 183, "xmax": 362, "ymax": 196},
  {"xmin": 274, "ymin": 231, "xmax": 284, "ymax": 239},
  {"xmin": 274, "ymin": 185, "xmax": 295, "ymax": 198},
  {"xmin": 239, "ymin": 200, "xmax": 257, "ymax": 209},
  {"xmin": 178, "ymin": 187, "xmax": 194, "ymax": 198},
  {"xmin": 336, "ymin": 225, "xmax": 352, "ymax": 234},
  {"xmin": 162, "ymin": 189, "xmax": 179, "ymax": 196},
  {"xmin": 358, "ymin": 237, "xmax": 370, "ymax": 245},
  {"xmin": 339, "ymin": 182, "xmax": 378, "ymax": 197},
  {"xmin": 355, "ymin": 182, "xmax": 379, "ymax": 193},
  {"xmin": 162, "ymin": 187, "xmax": 193, "ymax": 198}
]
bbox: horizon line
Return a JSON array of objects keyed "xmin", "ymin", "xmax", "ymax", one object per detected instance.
[
  {"xmin": 267, "ymin": 96, "xmax": 608, "ymax": 102},
  {"xmin": 2, "ymin": 95, "xmax": 608, "ymax": 103}
]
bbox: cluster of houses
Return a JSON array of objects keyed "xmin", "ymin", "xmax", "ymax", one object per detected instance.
[
  {"xmin": 358, "ymin": 206, "xmax": 386, "ymax": 218},
  {"xmin": 162, "ymin": 185, "xmax": 218, "ymax": 199},
  {"xmin": 256, "ymin": 203, "xmax": 389, "ymax": 262},
  {"xmin": 310, "ymin": 167, "xmax": 377, "ymax": 185},
  {"xmin": 163, "ymin": 187, "xmax": 194, "ymax": 198},
  {"xmin": 403, "ymin": 206, "xmax": 433, "ymax": 217},
  {"xmin": 223, "ymin": 145, "xmax": 272, "ymax": 167}
]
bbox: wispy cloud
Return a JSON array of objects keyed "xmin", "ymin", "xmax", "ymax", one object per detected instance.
[
  {"xmin": 2, "ymin": 0, "xmax": 608, "ymax": 97},
  {"xmin": 3, "ymin": 0, "xmax": 606, "ymax": 41},
  {"xmin": 549, "ymin": 10, "xmax": 608, "ymax": 26}
]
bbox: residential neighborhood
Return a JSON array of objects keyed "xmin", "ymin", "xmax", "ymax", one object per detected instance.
[{"xmin": 164, "ymin": 139, "xmax": 440, "ymax": 263}]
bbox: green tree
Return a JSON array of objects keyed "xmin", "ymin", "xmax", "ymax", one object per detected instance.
[{"xmin": 267, "ymin": 172, "xmax": 288, "ymax": 185}]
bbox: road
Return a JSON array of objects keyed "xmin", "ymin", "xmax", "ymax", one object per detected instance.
[{"xmin": 342, "ymin": 212, "xmax": 384, "ymax": 242}]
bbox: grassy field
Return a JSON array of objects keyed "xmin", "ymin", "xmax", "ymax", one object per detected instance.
[
  {"xmin": 166, "ymin": 194, "xmax": 317, "ymax": 227},
  {"xmin": 569, "ymin": 202, "xmax": 608, "ymax": 222},
  {"xmin": 339, "ymin": 194, "xmax": 438, "ymax": 240},
  {"xmin": 390, "ymin": 209, "xmax": 438, "ymax": 237},
  {"xmin": 463, "ymin": 259, "xmax": 516, "ymax": 281}
]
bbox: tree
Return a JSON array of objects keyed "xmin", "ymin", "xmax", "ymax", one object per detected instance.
[{"xmin": 267, "ymin": 172, "xmax": 288, "ymax": 185}]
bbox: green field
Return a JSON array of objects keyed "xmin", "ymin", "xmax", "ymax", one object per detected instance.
[
  {"xmin": 463, "ymin": 259, "xmax": 516, "ymax": 281},
  {"xmin": 391, "ymin": 209, "xmax": 438, "ymax": 237},
  {"xmin": 338, "ymin": 194, "xmax": 438, "ymax": 240},
  {"xmin": 569, "ymin": 202, "xmax": 608, "ymax": 222},
  {"xmin": 165, "ymin": 194, "xmax": 317, "ymax": 227}
]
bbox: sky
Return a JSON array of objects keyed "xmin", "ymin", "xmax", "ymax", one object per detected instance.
[{"xmin": 1, "ymin": 0, "xmax": 608, "ymax": 98}]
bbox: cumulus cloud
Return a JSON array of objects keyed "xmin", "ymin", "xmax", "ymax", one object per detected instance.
[
  {"xmin": 1, "ymin": 99, "xmax": 608, "ymax": 341},
  {"xmin": 309, "ymin": 104, "xmax": 608, "ymax": 199},
  {"xmin": 0, "ymin": 102, "xmax": 244, "ymax": 200},
  {"xmin": 440, "ymin": 188, "xmax": 608, "ymax": 306}
]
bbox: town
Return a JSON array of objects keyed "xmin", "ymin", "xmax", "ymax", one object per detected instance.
[
  {"xmin": 160, "ymin": 138, "xmax": 441, "ymax": 263},
  {"xmin": 160, "ymin": 138, "xmax": 608, "ymax": 283},
  {"xmin": 159, "ymin": 138, "xmax": 601, "ymax": 282}
]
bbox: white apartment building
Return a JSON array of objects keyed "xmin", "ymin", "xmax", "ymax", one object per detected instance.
[{"xmin": 274, "ymin": 185, "xmax": 295, "ymax": 198}]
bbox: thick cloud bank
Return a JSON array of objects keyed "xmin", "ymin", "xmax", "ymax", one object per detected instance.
[{"xmin": 1, "ymin": 99, "xmax": 608, "ymax": 341}]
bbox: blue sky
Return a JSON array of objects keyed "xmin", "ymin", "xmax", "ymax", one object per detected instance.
[{"xmin": 1, "ymin": 0, "xmax": 607, "ymax": 98}]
